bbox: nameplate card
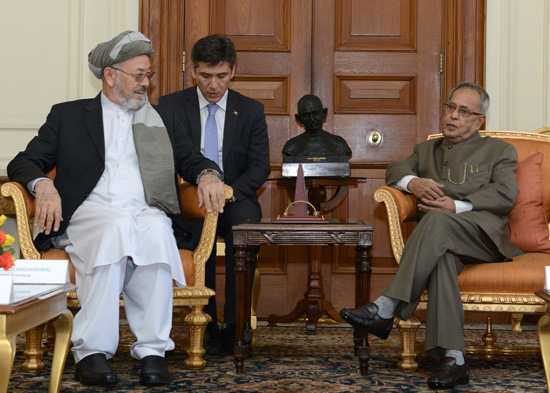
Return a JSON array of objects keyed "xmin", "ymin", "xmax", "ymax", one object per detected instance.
[
  {"xmin": 0, "ymin": 260, "xmax": 70, "ymax": 284},
  {"xmin": 0, "ymin": 275, "xmax": 15, "ymax": 304},
  {"xmin": 545, "ymin": 266, "xmax": 550, "ymax": 290}
]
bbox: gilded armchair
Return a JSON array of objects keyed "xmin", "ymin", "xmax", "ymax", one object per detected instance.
[
  {"xmin": 1, "ymin": 177, "xmax": 232, "ymax": 372},
  {"xmin": 374, "ymin": 130, "xmax": 550, "ymax": 371}
]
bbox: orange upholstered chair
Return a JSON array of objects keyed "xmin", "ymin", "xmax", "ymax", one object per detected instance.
[
  {"xmin": 374, "ymin": 131, "xmax": 550, "ymax": 371},
  {"xmin": 1, "ymin": 175, "xmax": 232, "ymax": 372}
]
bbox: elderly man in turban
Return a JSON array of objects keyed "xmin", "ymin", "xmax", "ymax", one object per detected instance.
[{"xmin": 8, "ymin": 31, "xmax": 226, "ymax": 387}]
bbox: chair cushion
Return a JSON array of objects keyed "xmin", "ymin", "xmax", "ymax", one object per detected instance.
[
  {"xmin": 178, "ymin": 249, "xmax": 195, "ymax": 287},
  {"xmin": 458, "ymin": 252, "xmax": 550, "ymax": 292},
  {"xmin": 509, "ymin": 152, "xmax": 550, "ymax": 253}
]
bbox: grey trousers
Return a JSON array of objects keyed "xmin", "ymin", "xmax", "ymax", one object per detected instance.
[{"xmin": 383, "ymin": 210, "xmax": 504, "ymax": 358}]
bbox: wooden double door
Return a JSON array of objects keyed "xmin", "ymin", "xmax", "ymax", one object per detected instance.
[{"xmin": 141, "ymin": 0, "xmax": 486, "ymax": 318}]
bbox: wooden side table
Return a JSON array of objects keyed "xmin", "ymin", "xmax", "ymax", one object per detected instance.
[
  {"xmin": 233, "ymin": 219, "xmax": 373, "ymax": 376},
  {"xmin": 0, "ymin": 284, "xmax": 75, "ymax": 393},
  {"xmin": 536, "ymin": 289, "xmax": 550, "ymax": 392}
]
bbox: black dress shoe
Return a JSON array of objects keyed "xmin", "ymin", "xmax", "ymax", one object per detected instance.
[
  {"xmin": 221, "ymin": 323, "xmax": 236, "ymax": 354},
  {"xmin": 75, "ymin": 353, "xmax": 118, "ymax": 386},
  {"xmin": 140, "ymin": 355, "xmax": 170, "ymax": 386},
  {"xmin": 339, "ymin": 302, "xmax": 393, "ymax": 339},
  {"xmin": 428, "ymin": 357, "xmax": 469, "ymax": 389},
  {"xmin": 204, "ymin": 322, "xmax": 223, "ymax": 355}
]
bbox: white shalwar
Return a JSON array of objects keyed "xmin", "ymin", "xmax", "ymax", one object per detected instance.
[{"xmin": 66, "ymin": 93, "xmax": 186, "ymax": 362}]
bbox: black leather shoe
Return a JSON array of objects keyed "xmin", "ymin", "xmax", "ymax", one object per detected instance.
[
  {"xmin": 339, "ymin": 302, "xmax": 393, "ymax": 339},
  {"xmin": 221, "ymin": 323, "xmax": 236, "ymax": 355},
  {"xmin": 140, "ymin": 355, "xmax": 170, "ymax": 386},
  {"xmin": 204, "ymin": 322, "xmax": 223, "ymax": 355},
  {"xmin": 427, "ymin": 357, "xmax": 469, "ymax": 389},
  {"xmin": 75, "ymin": 353, "xmax": 118, "ymax": 386}
]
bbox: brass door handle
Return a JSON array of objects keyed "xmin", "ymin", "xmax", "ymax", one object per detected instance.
[{"xmin": 367, "ymin": 130, "xmax": 383, "ymax": 146}]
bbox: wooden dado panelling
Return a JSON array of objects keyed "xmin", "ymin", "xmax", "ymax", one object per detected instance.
[
  {"xmin": 336, "ymin": 0, "xmax": 416, "ymax": 51},
  {"xmin": 210, "ymin": 0, "xmax": 290, "ymax": 51},
  {"xmin": 141, "ymin": 0, "xmax": 487, "ymax": 319},
  {"xmin": 208, "ymin": 0, "xmax": 299, "ymax": 120},
  {"xmin": 230, "ymin": 76, "xmax": 289, "ymax": 115},
  {"xmin": 335, "ymin": 75, "xmax": 416, "ymax": 114}
]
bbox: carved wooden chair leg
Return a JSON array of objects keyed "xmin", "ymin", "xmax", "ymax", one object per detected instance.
[
  {"xmin": 396, "ymin": 316, "xmax": 421, "ymax": 372},
  {"xmin": 172, "ymin": 306, "xmax": 191, "ymax": 326},
  {"xmin": 183, "ymin": 305, "xmax": 211, "ymax": 370},
  {"xmin": 511, "ymin": 313, "xmax": 524, "ymax": 332},
  {"xmin": 23, "ymin": 324, "xmax": 46, "ymax": 372}
]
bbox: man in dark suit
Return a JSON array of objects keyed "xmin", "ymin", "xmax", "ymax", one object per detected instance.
[
  {"xmin": 340, "ymin": 82, "xmax": 522, "ymax": 389},
  {"xmin": 8, "ymin": 31, "xmax": 225, "ymax": 387},
  {"xmin": 158, "ymin": 34, "xmax": 270, "ymax": 355}
]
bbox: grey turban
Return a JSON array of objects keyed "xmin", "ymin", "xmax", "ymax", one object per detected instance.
[{"xmin": 88, "ymin": 30, "xmax": 154, "ymax": 79}]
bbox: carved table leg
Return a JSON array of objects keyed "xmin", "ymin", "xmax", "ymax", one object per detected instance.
[
  {"xmin": 244, "ymin": 247, "xmax": 255, "ymax": 356},
  {"xmin": 267, "ymin": 245, "xmax": 336, "ymax": 334},
  {"xmin": 0, "ymin": 335, "xmax": 15, "ymax": 393},
  {"xmin": 234, "ymin": 240, "xmax": 248, "ymax": 374},
  {"xmin": 50, "ymin": 310, "xmax": 73, "ymax": 393},
  {"xmin": 355, "ymin": 244, "xmax": 371, "ymax": 376}
]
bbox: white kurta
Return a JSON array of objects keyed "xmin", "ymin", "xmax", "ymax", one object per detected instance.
[{"xmin": 65, "ymin": 94, "xmax": 186, "ymax": 287}]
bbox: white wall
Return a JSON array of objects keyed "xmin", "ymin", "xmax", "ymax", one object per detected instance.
[
  {"xmin": 486, "ymin": 0, "xmax": 550, "ymax": 131},
  {"xmin": 0, "ymin": 0, "xmax": 139, "ymax": 175}
]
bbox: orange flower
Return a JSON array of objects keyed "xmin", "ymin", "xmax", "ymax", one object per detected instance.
[
  {"xmin": 0, "ymin": 252, "xmax": 13, "ymax": 271},
  {"xmin": 0, "ymin": 230, "xmax": 5, "ymax": 246}
]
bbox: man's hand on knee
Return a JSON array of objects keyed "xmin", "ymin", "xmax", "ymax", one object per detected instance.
[{"xmin": 34, "ymin": 179, "xmax": 63, "ymax": 234}]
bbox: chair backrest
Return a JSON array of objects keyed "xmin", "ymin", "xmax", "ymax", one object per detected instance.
[
  {"xmin": 428, "ymin": 131, "xmax": 550, "ymax": 220},
  {"xmin": 46, "ymin": 167, "xmax": 56, "ymax": 180}
]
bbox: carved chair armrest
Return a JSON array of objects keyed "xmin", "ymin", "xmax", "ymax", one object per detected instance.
[
  {"xmin": 179, "ymin": 181, "xmax": 233, "ymax": 219},
  {"xmin": 373, "ymin": 185, "xmax": 417, "ymax": 263},
  {"xmin": 179, "ymin": 181, "xmax": 233, "ymax": 287},
  {"xmin": 1, "ymin": 182, "xmax": 41, "ymax": 260}
]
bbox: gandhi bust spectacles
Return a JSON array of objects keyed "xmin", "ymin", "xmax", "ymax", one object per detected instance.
[
  {"xmin": 443, "ymin": 102, "xmax": 483, "ymax": 118},
  {"xmin": 110, "ymin": 67, "xmax": 155, "ymax": 82}
]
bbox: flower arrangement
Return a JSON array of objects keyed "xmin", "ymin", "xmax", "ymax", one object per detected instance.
[{"xmin": 0, "ymin": 215, "xmax": 16, "ymax": 271}]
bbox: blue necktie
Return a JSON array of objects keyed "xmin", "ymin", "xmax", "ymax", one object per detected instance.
[{"xmin": 204, "ymin": 103, "xmax": 219, "ymax": 164}]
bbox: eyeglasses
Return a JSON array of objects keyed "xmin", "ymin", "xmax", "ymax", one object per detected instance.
[
  {"xmin": 443, "ymin": 102, "xmax": 483, "ymax": 118},
  {"xmin": 110, "ymin": 67, "xmax": 155, "ymax": 82}
]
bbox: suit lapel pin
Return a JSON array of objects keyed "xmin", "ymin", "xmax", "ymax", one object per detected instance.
[{"xmin": 234, "ymin": 110, "xmax": 238, "ymax": 116}]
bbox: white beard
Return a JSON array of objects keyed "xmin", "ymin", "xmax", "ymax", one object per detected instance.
[{"xmin": 114, "ymin": 77, "xmax": 148, "ymax": 110}]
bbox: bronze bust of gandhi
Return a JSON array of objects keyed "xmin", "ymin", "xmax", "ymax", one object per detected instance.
[{"xmin": 282, "ymin": 94, "xmax": 352, "ymax": 158}]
